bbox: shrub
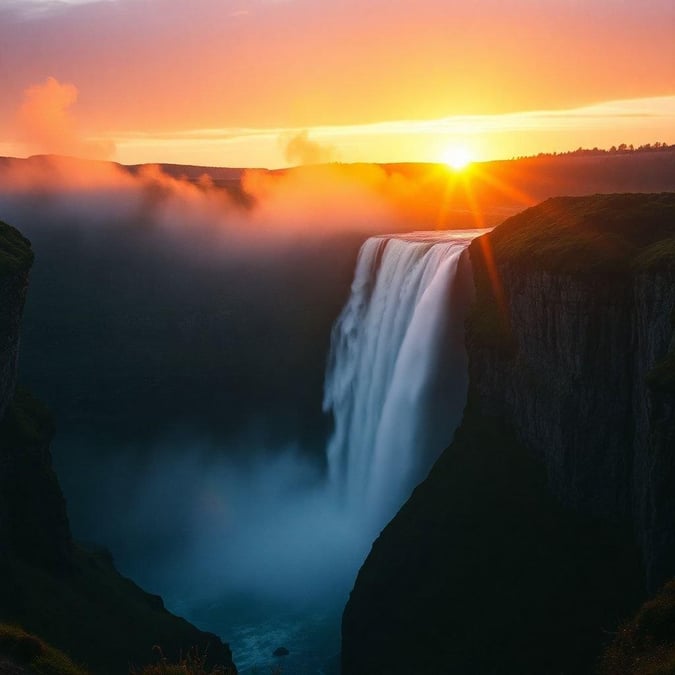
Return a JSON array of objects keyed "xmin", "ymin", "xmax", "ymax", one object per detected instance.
[
  {"xmin": 132, "ymin": 646, "xmax": 237, "ymax": 675},
  {"xmin": 0, "ymin": 624, "xmax": 87, "ymax": 675}
]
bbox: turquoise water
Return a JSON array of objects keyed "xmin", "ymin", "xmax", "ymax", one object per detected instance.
[{"xmin": 188, "ymin": 596, "xmax": 342, "ymax": 674}]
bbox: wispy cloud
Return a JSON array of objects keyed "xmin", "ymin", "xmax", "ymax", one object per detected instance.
[
  {"xmin": 4, "ymin": 88, "xmax": 671, "ymax": 167},
  {"xmin": 3, "ymin": 0, "xmax": 114, "ymax": 19},
  {"xmin": 102, "ymin": 95, "xmax": 675, "ymax": 145},
  {"xmin": 15, "ymin": 77, "xmax": 115, "ymax": 159}
]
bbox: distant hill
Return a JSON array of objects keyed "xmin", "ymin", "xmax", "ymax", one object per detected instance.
[{"xmin": 2, "ymin": 148, "xmax": 675, "ymax": 229}]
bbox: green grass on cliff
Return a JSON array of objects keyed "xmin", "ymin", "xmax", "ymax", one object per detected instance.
[
  {"xmin": 467, "ymin": 193, "xmax": 675, "ymax": 350},
  {"xmin": 0, "ymin": 545, "xmax": 232, "ymax": 675},
  {"xmin": 0, "ymin": 626, "xmax": 238, "ymax": 675},
  {"xmin": 0, "ymin": 624, "xmax": 87, "ymax": 675},
  {"xmin": 0, "ymin": 220, "xmax": 33, "ymax": 275},
  {"xmin": 599, "ymin": 578, "xmax": 675, "ymax": 675},
  {"xmin": 481, "ymin": 193, "xmax": 675, "ymax": 275},
  {"xmin": 0, "ymin": 387, "xmax": 234, "ymax": 674},
  {"xmin": 636, "ymin": 236, "xmax": 675, "ymax": 273}
]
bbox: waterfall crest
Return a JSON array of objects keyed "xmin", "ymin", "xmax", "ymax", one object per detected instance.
[{"xmin": 323, "ymin": 230, "xmax": 481, "ymax": 529}]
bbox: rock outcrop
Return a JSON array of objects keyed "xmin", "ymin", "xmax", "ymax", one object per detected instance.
[
  {"xmin": 468, "ymin": 193, "xmax": 675, "ymax": 590},
  {"xmin": 0, "ymin": 389, "xmax": 71, "ymax": 567},
  {"xmin": 342, "ymin": 193, "xmax": 675, "ymax": 674},
  {"xmin": 0, "ymin": 223, "xmax": 32, "ymax": 422},
  {"xmin": 0, "ymin": 220, "xmax": 237, "ymax": 674}
]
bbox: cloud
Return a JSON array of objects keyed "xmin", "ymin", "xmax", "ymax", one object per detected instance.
[
  {"xmin": 0, "ymin": 155, "xmax": 417, "ymax": 260},
  {"xmin": 281, "ymin": 129, "xmax": 337, "ymax": 166},
  {"xmin": 4, "ymin": 0, "xmax": 109, "ymax": 20},
  {"xmin": 15, "ymin": 77, "xmax": 115, "ymax": 159}
]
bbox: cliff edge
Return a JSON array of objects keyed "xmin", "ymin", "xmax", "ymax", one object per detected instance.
[
  {"xmin": 0, "ymin": 219, "xmax": 237, "ymax": 674},
  {"xmin": 0, "ymin": 222, "xmax": 32, "ymax": 422},
  {"xmin": 342, "ymin": 193, "xmax": 675, "ymax": 674},
  {"xmin": 468, "ymin": 193, "xmax": 675, "ymax": 589}
]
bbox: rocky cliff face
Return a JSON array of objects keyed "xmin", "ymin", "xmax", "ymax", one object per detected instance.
[
  {"xmin": 0, "ymin": 224, "xmax": 32, "ymax": 422},
  {"xmin": 342, "ymin": 194, "xmax": 675, "ymax": 674},
  {"xmin": 0, "ymin": 389, "xmax": 72, "ymax": 567},
  {"xmin": 0, "ymin": 219, "xmax": 237, "ymax": 674},
  {"xmin": 469, "ymin": 265, "xmax": 675, "ymax": 590},
  {"xmin": 0, "ymin": 225, "xmax": 69, "ymax": 569},
  {"xmin": 468, "ymin": 194, "xmax": 675, "ymax": 591}
]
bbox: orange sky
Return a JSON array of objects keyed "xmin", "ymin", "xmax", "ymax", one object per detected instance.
[{"xmin": 1, "ymin": 0, "xmax": 673, "ymax": 167}]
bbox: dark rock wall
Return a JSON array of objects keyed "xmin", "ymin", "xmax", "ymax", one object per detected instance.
[
  {"xmin": 0, "ymin": 394, "xmax": 72, "ymax": 566},
  {"xmin": 0, "ymin": 227, "xmax": 64, "ymax": 565},
  {"xmin": 341, "ymin": 407, "xmax": 645, "ymax": 675},
  {"xmin": 632, "ymin": 273, "xmax": 675, "ymax": 588},
  {"xmin": 0, "ymin": 240, "xmax": 30, "ymax": 422},
  {"xmin": 0, "ymin": 227, "xmax": 72, "ymax": 567},
  {"xmin": 0, "ymin": 221, "xmax": 237, "ymax": 674},
  {"xmin": 468, "ymin": 259, "xmax": 675, "ymax": 590},
  {"xmin": 342, "ymin": 195, "xmax": 675, "ymax": 674}
]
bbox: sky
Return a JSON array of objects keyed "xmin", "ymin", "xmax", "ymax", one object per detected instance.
[{"xmin": 0, "ymin": 0, "xmax": 674, "ymax": 167}]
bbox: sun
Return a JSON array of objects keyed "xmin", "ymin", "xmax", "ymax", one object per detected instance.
[{"xmin": 441, "ymin": 145, "xmax": 473, "ymax": 171}]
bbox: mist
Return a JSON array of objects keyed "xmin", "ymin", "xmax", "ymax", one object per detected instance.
[
  {"xmin": 0, "ymin": 155, "xmax": 420, "ymax": 446},
  {"xmin": 67, "ymin": 431, "xmax": 370, "ymax": 610},
  {"xmin": 2, "ymin": 150, "xmax": 665, "ymax": 669},
  {"xmin": 0, "ymin": 154, "xmax": 442, "ymax": 669}
]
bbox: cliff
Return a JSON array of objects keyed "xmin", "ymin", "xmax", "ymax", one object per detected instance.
[
  {"xmin": 0, "ymin": 223, "xmax": 32, "ymax": 422},
  {"xmin": 0, "ymin": 220, "xmax": 237, "ymax": 674},
  {"xmin": 342, "ymin": 193, "xmax": 675, "ymax": 674},
  {"xmin": 468, "ymin": 193, "xmax": 675, "ymax": 589}
]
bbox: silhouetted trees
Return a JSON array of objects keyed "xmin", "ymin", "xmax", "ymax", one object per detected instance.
[{"xmin": 514, "ymin": 142, "xmax": 674, "ymax": 161}]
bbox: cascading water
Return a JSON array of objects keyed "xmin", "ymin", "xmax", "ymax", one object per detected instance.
[
  {"xmin": 323, "ymin": 230, "xmax": 482, "ymax": 530},
  {"xmin": 108, "ymin": 228, "xmax": 485, "ymax": 675}
]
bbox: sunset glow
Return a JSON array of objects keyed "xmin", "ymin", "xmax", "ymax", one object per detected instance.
[
  {"xmin": 0, "ymin": 0, "xmax": 673, "ymax": 167},
  {"xmin": 442, "ymin": 146, "xmax": 473, "ymax": 171}
]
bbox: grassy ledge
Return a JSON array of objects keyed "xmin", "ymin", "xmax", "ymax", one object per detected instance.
[
  {"xmin": 482, "ymin": 193, "xmax": 675, "ymax": 275},
  {"xmin": 467, "ymin": 193, "xmax": 675, "ymax": 351},
  {"xmin": 0, "ymin": 221, "xmax": 34, "ymax": 276},
  {"xmin": 600, "ymin": 578, "xmax": 675, "ymax": 675},
  {"xmin": 0, "ymin": 624, "xmax": 87, "ymax": 675}
]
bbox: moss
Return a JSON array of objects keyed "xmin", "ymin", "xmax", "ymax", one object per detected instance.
[
  {"xmin": 483, "ymin": 193, "xmax": 675, "ymax": 275},
  {"xmin": 0, "ymin": 545, "xmax": 233, "ymax": 675},
  {"xmin": 599, "ymin": 579, "xmax": 675, "ymax": 675},
  {"xmin": 0, "ymin": 221, "xmax": 34, "ymax": 276},
  {"xmin": 467, "ymin": 193, "xmax": 675, "ymax": 350},
  {"xmin": 635, "ymin": 236, "xmax": 675, "ymax": 273},
  {"xmin": 0, "ymin": 624, "xmax": 88, "ymax": 675},
  {"xmin": 0, "ymin": 386, "xmax": 55, "ymax": 446}
]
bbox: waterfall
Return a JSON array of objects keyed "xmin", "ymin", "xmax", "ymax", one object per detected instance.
[{"xmin": 323, "ymin": 230, "xmax": 481, "ymax": 529}]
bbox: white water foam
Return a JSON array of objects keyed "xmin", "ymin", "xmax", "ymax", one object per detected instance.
[{"xmin": 324, "ymin": 230, "xmax": 483, "ymax": 530}]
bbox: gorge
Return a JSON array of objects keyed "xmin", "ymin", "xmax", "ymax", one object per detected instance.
[
  {"xmin": 0, "ymin": 157, "xmax": 674, "ymax": 675},
  {"xmin": 0, "ymin": 205, "xmax": 488, "ymax": 673}
]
